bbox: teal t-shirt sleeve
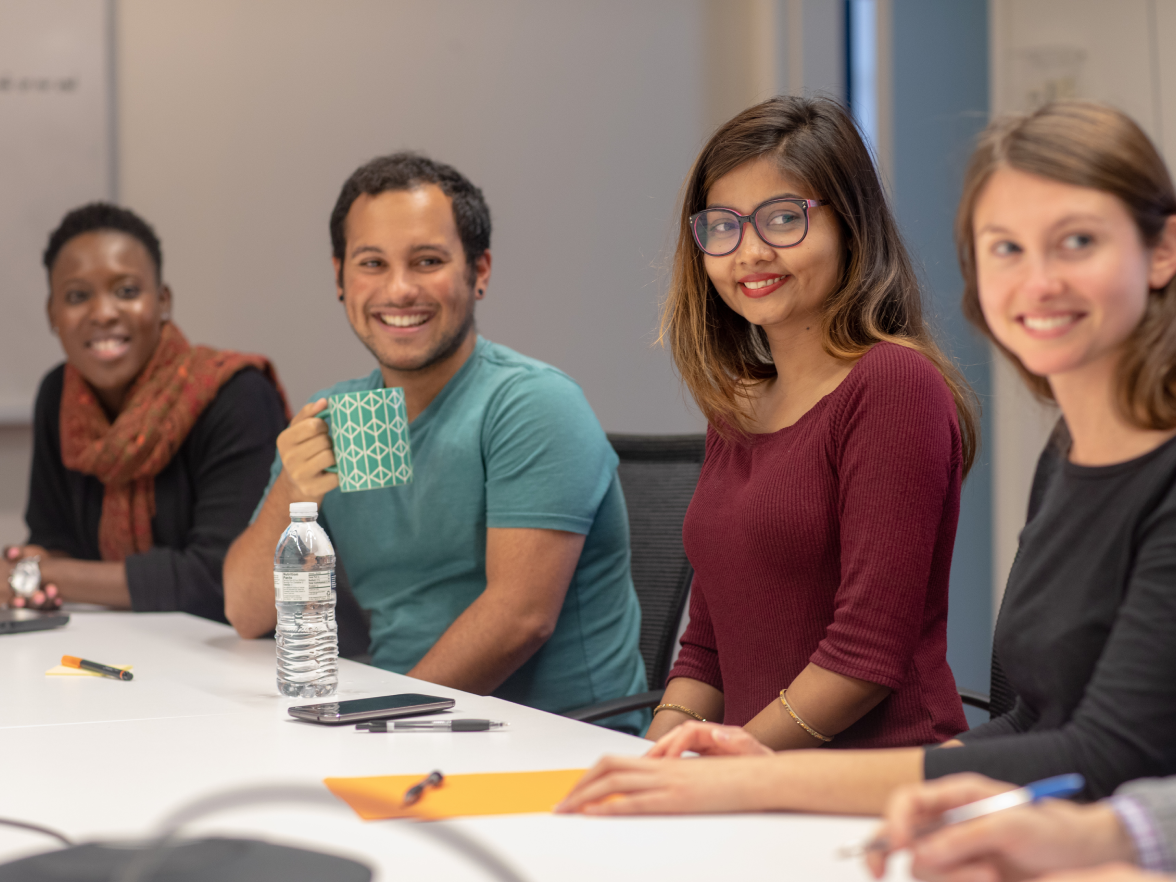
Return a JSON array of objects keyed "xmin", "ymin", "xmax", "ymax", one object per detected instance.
[{"xmin": 482, "ymin": 370, "xmax": 616, "ymax": 535}]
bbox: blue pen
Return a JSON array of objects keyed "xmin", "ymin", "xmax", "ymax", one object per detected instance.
[{"xmin": 838, "ymin": 773, "xmax": 1086, "ymax": 858}]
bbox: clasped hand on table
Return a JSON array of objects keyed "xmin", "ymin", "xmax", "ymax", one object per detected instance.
[
  {"xmin": 3, "ymin": 544, "xmax": 62, "ymax": 610},
  {"xmin": 556, "ymin": 720, "xmax": 771, "ymax": 815}
]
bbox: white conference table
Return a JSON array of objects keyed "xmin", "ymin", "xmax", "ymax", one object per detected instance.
[{"xmin": 0, "ymin": 612, "xmax": 911, "ymax": 880}]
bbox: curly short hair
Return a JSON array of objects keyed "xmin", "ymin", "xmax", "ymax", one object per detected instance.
[
  {"xmin": 329, "ymin": 152, "xmax": 491, "ymax": 278},
  {"xmin": 43, "ymin": 202, "xmax": 163, "ymax": 280}
]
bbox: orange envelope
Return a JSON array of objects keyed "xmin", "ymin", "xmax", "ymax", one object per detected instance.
[{"xmin": 324, "ymin": 769, "xmax": 587, "ymax": 820}]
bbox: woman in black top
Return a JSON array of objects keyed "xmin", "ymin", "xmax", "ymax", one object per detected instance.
[
  {"xmin": 556, "ymin": 102, "xmax": 1176, "ymax": 816},
  {"xmin": 2, "ymin": 203, "xmax": 287, "ymax": 622}
]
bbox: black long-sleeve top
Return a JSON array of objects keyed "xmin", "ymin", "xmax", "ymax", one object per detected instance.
[
  {"xmin": 24, "ymin": 364, "xmax": 287, "ymax": 623},
  {"xmin": 925, "ymin": 424, "xmax": 1176, "ymax": 799}
]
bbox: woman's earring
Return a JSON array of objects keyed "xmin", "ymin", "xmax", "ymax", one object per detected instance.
[
  {"xmin": 477, "ymin": 289, "xmax": 484, "ymax": 296},
  {"xmin": 337, "ymin": 292, "xmax": 344, "ymax": 302}
]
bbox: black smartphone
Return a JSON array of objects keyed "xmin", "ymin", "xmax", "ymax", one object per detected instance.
[
  {"xmin": 0, "ymin": 609, "xmax": 70, "ymax": 635},
  {"xmin": 288, "ymin": 693, "xmax": 455, "ymax": 725}
]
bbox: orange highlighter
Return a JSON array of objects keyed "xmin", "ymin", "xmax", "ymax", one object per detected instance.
[{"xmin": 61, "ymin": 655, "xmax": 133, "ymax": 681}]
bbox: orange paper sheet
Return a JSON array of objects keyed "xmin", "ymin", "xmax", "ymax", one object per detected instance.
[{"xmin": 324, "ymin": 769, "xmax": 587, "ymax": 820}]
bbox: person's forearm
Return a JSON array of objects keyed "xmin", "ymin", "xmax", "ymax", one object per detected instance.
[
  {"xmin": 406, "ymin": 587, "xmax": 556, "ymax": 694},
  {"xmin": 408, "ymin": 526, "xmax": 582, "ymax": 694},
  {"xmin": 645, "ymin": 677, "xmax": 725, "ymax": 740},
  {"xmin": 40, "ymin": 558, "xmax": 130, "ymax": 608},
  {"xmin": 223, "ymin": 475, "xmax": 297, "ymax": 638},
  {"xmin": 751, "ymin": 747, "xmax": 925, "ymax": 814},
  {"xmin": 744, "ymin": 662, "xmax": 891, "ymax": 750}
]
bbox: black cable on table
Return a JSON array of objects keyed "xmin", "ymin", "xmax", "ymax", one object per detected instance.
[{"xmin": 0, "ymin": 816, "xmax": 72, "ymax": 846}]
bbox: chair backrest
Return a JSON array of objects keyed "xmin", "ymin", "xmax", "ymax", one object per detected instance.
[
  {"xmin": 608, "ymin": 433, "xmax": 706, "ymax": 692},
  {"xmin": 988, "ymin": 645, "xmax": 1017, "ymax": 719}
]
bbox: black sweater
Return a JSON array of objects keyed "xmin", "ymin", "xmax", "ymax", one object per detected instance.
[
  {"xmin": 24, "ymin": 364, "xmax": 287, "ymax": 623},
  {"xmin": 925, "ymin": 424, "xmax": 1176, "ymax": 799}
]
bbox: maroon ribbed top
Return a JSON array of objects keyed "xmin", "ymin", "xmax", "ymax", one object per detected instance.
[{"xmin": 669, "ymin": 342, "xmax": 968, "ymax": 748}]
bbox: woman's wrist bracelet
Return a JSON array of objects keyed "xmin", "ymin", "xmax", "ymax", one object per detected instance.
[
  {"xmin": 779, "ymin": 689, "xmax": 833, "ymax": 743},
  {"xmin": 652, "ymin": 703, "xmax": 706, "ymax": 722}
]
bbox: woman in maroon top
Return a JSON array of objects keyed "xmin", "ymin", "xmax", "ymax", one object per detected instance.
[{"xmin": 643, "ymin": 95, "xmax": 979, "ymax": 751}]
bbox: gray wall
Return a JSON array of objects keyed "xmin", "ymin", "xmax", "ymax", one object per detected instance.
[
  {"xmin": 0, "ymin": 0, "xmax": 113, "ymax": 419},
  {"xmin": 3, "ymin": 0, "xmax": 852, "ymax": 540},
  {"xmin": 0, "ymin": 0, "xmax": 722, "ymax": 543},
  {"xmin": 0, "ymin": 0, "xmax": 113, "ymax": 545},
  {"xmin": 116, "ymin": 0, "xmax": 711, "ymax": 432}
]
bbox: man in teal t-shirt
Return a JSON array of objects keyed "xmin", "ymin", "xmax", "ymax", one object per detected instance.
[{"xmin": 223, "ymin": 153, "xmax": 647, "ymax": 732}]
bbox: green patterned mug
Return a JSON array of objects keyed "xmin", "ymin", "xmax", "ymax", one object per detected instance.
[{"xmin": 323, "ymin": 388, "xmax": 413, "ymax": 492}]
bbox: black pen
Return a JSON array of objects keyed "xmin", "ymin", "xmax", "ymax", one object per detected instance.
[
  {"xmin": 403, "ymin": 770, "xmax": 444, "ymax": 806},
  {"xmin": 358, "ymin": 719, "xmax": 506, "ymax": 732},
  {"xmin": 61, "ymin": 655, "xmax": 133, "ymax": 681}
]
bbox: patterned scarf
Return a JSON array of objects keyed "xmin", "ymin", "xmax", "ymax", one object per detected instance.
[{"xmin": 59, "ymin": 322, "xmax": 290, "ymax": 561}]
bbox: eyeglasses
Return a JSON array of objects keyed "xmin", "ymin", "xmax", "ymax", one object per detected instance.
[{"xmin": 689, "ymin": 197, "xmax": 829, "ymax": 257}]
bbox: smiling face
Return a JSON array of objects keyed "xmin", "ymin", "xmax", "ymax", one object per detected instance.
[
  {"xmin": 334, "ymin": 186, "xmax": 491, "ymax": 379},
  {"xmin": 47, "ymin": 230, "xmax": 171, "ymax": 415},
  {"xmin": 702, "ymin": 155, "xmax": 843, "ymax": 336},
  {"xmin": 973, "ymin": 166, "xmax": 1176, "ymax": 382}
]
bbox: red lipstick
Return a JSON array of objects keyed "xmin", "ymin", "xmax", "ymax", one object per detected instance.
[{"xmin": 738, "ymin": 273, "xmax": 788, "ymax": 298}]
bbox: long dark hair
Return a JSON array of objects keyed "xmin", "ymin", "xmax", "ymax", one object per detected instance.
[{"xmin": 662, "ymin": 95, "xmax": 979, "ymax": 474}]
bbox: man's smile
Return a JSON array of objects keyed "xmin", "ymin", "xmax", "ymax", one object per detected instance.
[
  {"xmin": 378, "ymin": 313, "xmax": 431, "ymax": 328},
  {"xmin": 372, "ymin": 307, "xmax": 436, "ymax": 336}
]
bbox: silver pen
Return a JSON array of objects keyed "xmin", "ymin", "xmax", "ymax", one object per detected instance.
[{"xmin": 357, "ymin": 719, "xmax": 508, "ymax": 732}]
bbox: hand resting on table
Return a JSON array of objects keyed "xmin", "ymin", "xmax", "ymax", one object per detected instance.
[{"xmin": 3, "ymin": 545, "xmax": 62, "ymax": 610}]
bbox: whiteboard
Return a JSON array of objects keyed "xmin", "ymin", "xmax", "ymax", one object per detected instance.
[{"xmin": 0, "ymin": 0, "xmax": 113, "ymax": 424}]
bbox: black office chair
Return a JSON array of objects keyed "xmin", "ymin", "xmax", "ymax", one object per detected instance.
[
  {"xmin": 563, "ymin": 433, "xmax": 706, "ymax": 724},
  {"xmin": 958, "ymin": 644, "xmax": 1018, "ymax": 717},
  {"xmin": 959, "ymin": 688, "xmax": 991, "ymax": 712}
]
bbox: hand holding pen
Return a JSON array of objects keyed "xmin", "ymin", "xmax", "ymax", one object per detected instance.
[{"xmin": 862, "ymin": 773, "xmax": 1131, "ymax": 881}]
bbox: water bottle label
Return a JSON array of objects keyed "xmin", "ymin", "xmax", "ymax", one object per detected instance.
[{"xmin": 273, "ymin": 571, "xmax": 334, "ymax": 602}]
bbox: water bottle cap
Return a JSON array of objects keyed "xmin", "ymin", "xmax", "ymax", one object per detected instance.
[{"xmin": 289, "ymin": 502, "xmax": 318, "ymax": 517}]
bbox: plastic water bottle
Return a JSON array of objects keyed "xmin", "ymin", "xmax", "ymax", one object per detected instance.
[{"xmin": 274, "ymin": 502, "xmax": 338, "ymax": 697}]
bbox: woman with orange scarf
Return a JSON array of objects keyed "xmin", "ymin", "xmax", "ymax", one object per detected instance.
[{"xmin": 1, "ymin": 203, "xmax": 288, "ymax": 622}]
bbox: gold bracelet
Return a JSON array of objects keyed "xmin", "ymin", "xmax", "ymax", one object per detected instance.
[
  {"xmin": 653, "ymin": 703, "xmax": 706, "ymax": 722},
  {"xmin": 779, "ymin": 690, "xmax": 833, "ymax": 743}
]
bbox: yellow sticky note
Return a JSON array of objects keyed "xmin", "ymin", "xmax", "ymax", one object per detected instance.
[
  {"xmin": 46, "ymin": 664, "xmax": 132, "ymax": 677},
  {"xmin": 324, "ymin": 769, "xmax": 587, "ymax": 820}
]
